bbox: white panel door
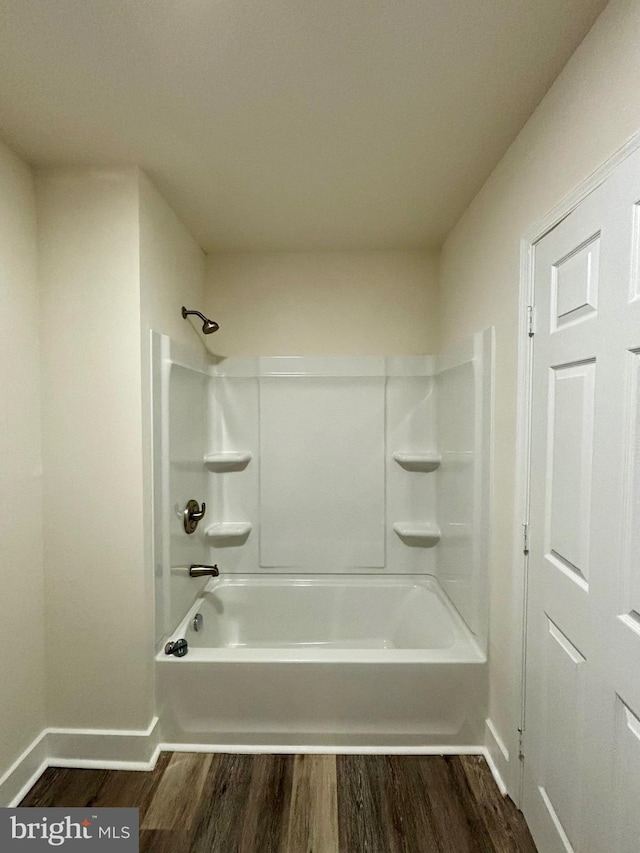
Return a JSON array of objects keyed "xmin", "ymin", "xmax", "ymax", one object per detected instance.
[{"xmin": 524, "ymin": 147, "xmax": 640, "ymax": 852}]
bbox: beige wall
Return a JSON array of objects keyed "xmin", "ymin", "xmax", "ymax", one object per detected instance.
[
  {"xmin": 139, "ymin": 173, "xmax": 206, "ymax": 350},
  {"xmin": 205, "ymin": 249, "xmax": 439, "ymax": 356},
  {"xmin": 37, "ymin": 167, "xmax": 152, "ymax": 729},
  {"xmin": 35, "ymin": 167, "xmax": 206, "ymax": 732},
  {"xmin": 439, "ymin": 0, "xmax": 640, "ymax": 781},
  {"xmin": 0, "ymin": 142, "xmax": 46, "ymax": 779}
]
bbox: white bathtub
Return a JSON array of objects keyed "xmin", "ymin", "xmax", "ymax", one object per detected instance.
[{"xmin": 157, "ymin": 575, "xmax": 487, "ymax": 749}]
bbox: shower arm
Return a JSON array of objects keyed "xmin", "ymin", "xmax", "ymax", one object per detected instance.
[{"xmin": 181, "ymin": 307, "xmax": 208, "ymax": 324}]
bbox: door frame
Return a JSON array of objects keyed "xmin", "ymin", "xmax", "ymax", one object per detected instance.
[{"xmin": 509, "ymin": 129, "xmax": 640, "ymax": 805}]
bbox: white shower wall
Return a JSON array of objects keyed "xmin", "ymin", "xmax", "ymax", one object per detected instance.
[
  {"xmin": 204, "ymin": 357, "xmax": 438, "ymax": 577},
  {"xmin": 436, "ymin": 331, "xmax": 493, "ymax": 648},
  {"xmin": 152, "ymin": 336, "xmax": 209, "ymax": 641},
  {"xmin": 259, "ymin": 367, "xmax": 386, "ymax": 568},
  {"xmin": 152, "ymin": 329, "xmax": 492, "ymax": 648}
]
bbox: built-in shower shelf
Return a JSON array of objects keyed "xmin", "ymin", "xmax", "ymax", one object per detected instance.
[
  {"xmin": 204, "ymin": 451, "xmax": 252, "ymax": 471},
  {"xmin": 205, "ymin": 522, "xmax": 252, "ymax": 541},
  {"xmin": 392, "ymin": 522, "xmax": 441, "ymax": 547},
  {"xmin": 392, "ymin": 451, "xmax": 441, "ymax": 472}
]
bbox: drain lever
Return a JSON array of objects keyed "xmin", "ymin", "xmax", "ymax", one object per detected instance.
[{"xmin": 164, "ymin": 638, "xmax": 188, "ymax": 657}]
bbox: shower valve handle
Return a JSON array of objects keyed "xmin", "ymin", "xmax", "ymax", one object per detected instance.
[{"xmin": 183, "ymin": 499, "xmax": 206, "ymax": 534}]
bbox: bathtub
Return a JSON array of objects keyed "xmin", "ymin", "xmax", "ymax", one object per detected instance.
[{"xmin": 157, "ymin": 575, "xmax": 487, "ymax": 749}]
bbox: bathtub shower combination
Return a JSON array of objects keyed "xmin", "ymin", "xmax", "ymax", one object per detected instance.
[{"xmin": 152, "ymin": 331, "xmax": 493, "ymax": 749}]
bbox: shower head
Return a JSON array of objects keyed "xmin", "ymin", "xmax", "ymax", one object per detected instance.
[
  {"xmin": 181, "ymin": 306, "xmax": 220, "ymax": 334},
  {"xmin": 201, "ymin": 318, "xmax": 219, "ymax": 334}
]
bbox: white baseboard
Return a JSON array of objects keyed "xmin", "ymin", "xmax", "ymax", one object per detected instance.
[
  {"xmin": 2, "ymin": 719, "xmax": 510, "ymax": 808},
  {"xmin": 0, "ymin": 730, "xmax": 50, "ymax": 809},
  {"xmin": 160, "ymin": 742, "xmax": 486, "ymax": 755},
  {"xmin": 0, "ymin": 718, "xmax": 160, "ymax": 807},
  {"xmin": 484, "ymin": 718, "xmax": 510, "ymax": 796},
  {"xmin": 47, "ymin": 717, "xmax": 160, "ymax": 770}
]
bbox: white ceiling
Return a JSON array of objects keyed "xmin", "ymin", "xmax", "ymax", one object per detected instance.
[{"xmin": 0, "ymin": 0, "xmax": 607, "ymax": 251}]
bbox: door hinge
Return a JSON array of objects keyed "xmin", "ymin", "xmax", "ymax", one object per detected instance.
[
  {"xmin": 518, "ymin": 727, "xmax": 525, "ymax": 761},
  {"xmin": 527, "ymin": 305, "xmax": 535, "ymax": 337},
  {"xmin": 523, "ymin": 522, "xmax": 529, "ymax": 556}
]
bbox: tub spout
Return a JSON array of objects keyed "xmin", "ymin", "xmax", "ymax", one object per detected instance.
[{"xmin": 189, "ymin": 564, "xmax": 219, "ymax": 578}]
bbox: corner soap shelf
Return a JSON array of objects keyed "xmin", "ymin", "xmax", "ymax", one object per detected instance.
[
  {"xmin": 393, "ymin": 451, "xmax": 441, "ymax": 472},
  {"xmin": 205, "ymin": 522, "xmax": 252, "ymax": 541},
  {"xmin": 392, "ymin": 522, "xmax": 441, "ymax": 547},
  {"xmin": 204, "ymin": 451, "xmax": 252, "ymax": 471}
]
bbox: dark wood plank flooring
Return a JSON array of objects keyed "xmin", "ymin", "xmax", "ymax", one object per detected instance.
[{"xmin": 20, "ymin": 753, "xmax": 536, "ymax": 852}]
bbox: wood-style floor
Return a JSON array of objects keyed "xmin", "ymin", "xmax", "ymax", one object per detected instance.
[{"xmin": 20, "ymin": 753, "xmax": 537, "ymax": 852}]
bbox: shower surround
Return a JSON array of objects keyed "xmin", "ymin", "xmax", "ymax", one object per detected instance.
[{"xmin": 152, "ymin": 331, "xmax": 493, "ymax": 749}]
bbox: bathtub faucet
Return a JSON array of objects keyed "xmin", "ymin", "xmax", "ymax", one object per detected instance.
[{"xmin": 189, "ymin": 564, "xmax": 219, "ymax": 578}]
